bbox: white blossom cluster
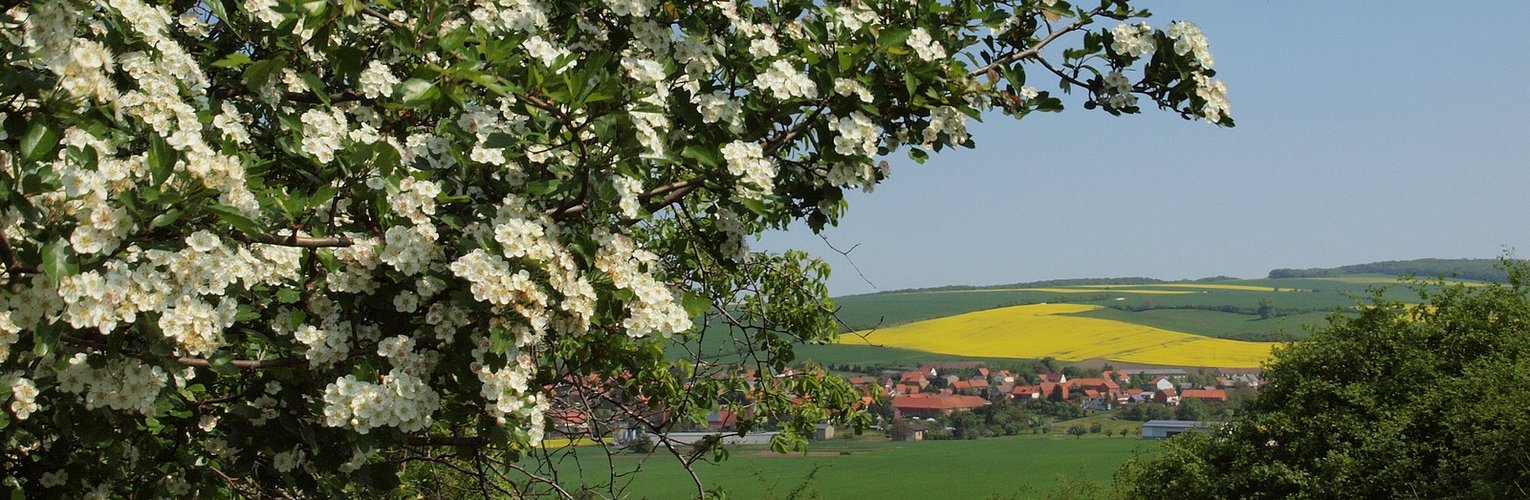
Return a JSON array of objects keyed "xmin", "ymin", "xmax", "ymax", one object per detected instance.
[
  {"xmin": 614, "ymin": 176, "xmax": 644, "ymax": 219},
  {"xmin": 923, "ymin": 107, "xmax": 969, "ymax": 146},
  {"xmin": 524, "ymin": 36, "xmax": 575, "ymax": 73},
  {"xmin": 321, "ymin": 338, "xmax": 441, "ymax": 433},
  {"xmin": 1195, "ymin": 73, "xmax": 1231, "ymax": 123},
  {"xmin": 54, "ymin": 232, "xmax": 299, "ymax": 355},
  {"xmin": 457, "ymin": 100, "xmax": 530, "ymax": 171},
  {"xmin": 389, "ymin": 176, "xmax": 442, "ymax": 224},
  {"xmin": 5, "ymin": 374, "xmax": 39, "ymax": 420},
  {"xmin": 380, "ymin": 223, "xmax": 441, "ymax": 277},
  {"xmin": 1168, "ymin": 21, "xmax": 1214, "ymax": 68},
  {"xmin": 271, "ymin": 445, "xmax": 306, "ymax": 473},
  {"xmin": 907, "ymin": 28, "xmax": 947, "ymax": 62},
  {"xmin": 722, "ymin": 141, "xmax": 777, "ymax": 200},
  {"xmin": 824, "ymin": 161, "xmax": 882, "ymax": 192},
  {"xmin": 696, "ymin": 91, "xmax": 744, "ymax": 131},
  {"xmin": 832, "ymin": 5, "xmax": 881, "ymax": 32},
  {"xmin": 471, "ymin": 344, "xmax": 547, "ymax": 443},
  {"xmin": 594, "ymin": 232, "xmax": 692, "ymax": 338},
  {"xmin": 358, "ymin": 60, "xmax": 400, "ymax": 99},
  {"xmin": 603, "ymin": 0, "xmax": 654, "ymax": 17},
  {"xmin": 829, "ymin": 112, "xmax": 881, "ymax": 158},
  {"xmin": 1102, "ymin": 71, "xmax": 1137, "ymax": 109},
  {"xmin": 834, "ymin": 78, "xmax": 874, "ymax": 103},
  {"xmin": 213, "ymin": 102, "xmax": 252, "ymax": 145},
  {"xmin": 714, "ymin": 207, "xmax": 750, "ymax": 262},
  {"xmin": 470, "ymin": 0, "xmax": 550, "ymax": 35},
  {"xmin": 1110, "ymin": 22, "xmax": 1156, "ymax": 58},
  {"xmin": 300, "ymin": 107, "xmax": 349, "ymax": 164},
  {"xmin": 757, "ymin": 59, "xmax": 818, "ymax": 100},
  {"xmin": 55, "ymin": 354, "xmax": 167, "ymax": 415},
  {"xmin": 0, "ymin": 310, "xmax": 19, "ymax": 361}
]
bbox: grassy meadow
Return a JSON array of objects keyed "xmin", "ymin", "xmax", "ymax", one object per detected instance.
[{"xmin": 538, "ymin": 434, "xmax": 1154, "ymax": 499}]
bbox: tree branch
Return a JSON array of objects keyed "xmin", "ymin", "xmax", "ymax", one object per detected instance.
[
  {"xmin": 60, "ymin": 335, "xmax": 310, "ymax": 369},
  {"xmin": 967, "ymin": 7, "xmax": 1106, "ymax": 79},
  {"xmin": 0, "ymin": 231, "xmax": 37, "ymax": 277},
  {"xmin": 407, "ymin": 436, "xmax": 488, "ymax": 447},
  {"xmin": 176, "ymin": 356, "xmax": 309, "ymax": 369},
  {"xmin": 239, "ymin": 232, "xmax": 355, "ymax": 248}
]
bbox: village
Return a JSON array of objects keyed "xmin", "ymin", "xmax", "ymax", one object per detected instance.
[
  {"xmin": 540, "ymin": 360, "xmax": 1264, "ymax": 450},
  {"xmin": 853, "ymin": 361, "xmax": 1261, "ymax": 441}
]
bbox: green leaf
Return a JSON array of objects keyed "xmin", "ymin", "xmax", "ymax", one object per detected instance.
[
  {"xmin": 682, "ymin": 292, "xmax": 712, "ymax": 317},
  {"xmin": 738, "ymin": 197, "xmax": 769, "ymax": 216},
  {"xmin": 526, "ymin": 180, "xmax": 561, "ymax": 196},
  {"xmin": 149, "ymin": 209, "xmax": 183, "ymax": 228},
  {"xmin": 681, "ymin": 145, "xmax": 721, "ymax": 168},
  {"xmin": 243, "ymin": 59, "xmax": 285, "ymax": 93},
  {"xmin": 234, "ymin": 305, "xmax": 261, "ymax": 322},
  {"xmin": 147, "ymin": 135, "xmax": 176, "ymax": 186},
  {"xmin": 908, "ymin": 148, "xmax": 929, "ymax": 164},
  {"xmin": 205, "ymin": 204, "xmax": 261, "ymax": 235},
  {"xmin": 877, "ymin": 28, "xmax": 913, "ymax": 51},
  {"xmin": 482, "ymin": 132, "xmax": 515, "ymax": 149},
  {"xmin": 373, "ymin": 142, "xmax": 401, "ymax": 178},
  {"xmin": 298, "ymin": 72, "xmax": 329, "ymax": 104},
  {"xmin": 41, "ymin": 239, "xmax": 75, "ymax": 283},
  {"xmin": 20, "ymin": 122, "xmax": 59, "ymax": 162},
  {"xmin": 211, "ymin": 53, "xmax": 253, "ymax": 68},
  {"xmin": 276, "ymin": 288, "xmax": 301, "ymax": 304},
  {"xmin": 206, "ymin": 352, "xmax": 238, "ymax": 376},
  {"xmin": 394, "ymin": 78, "xmax": 440, "ymax": 107}
]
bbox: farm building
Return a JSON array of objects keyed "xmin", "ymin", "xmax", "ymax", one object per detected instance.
[
  {"xmin": 891, "ymin": 394, "xmax": 989, "ymax": 419},
  {"xmin": 1141, "ymin": 420, "xmax": 1216, "ymax": 439},
  {"xmin": 1180, "ymin": 388, "xmax": 1228, "ymax": 403}
]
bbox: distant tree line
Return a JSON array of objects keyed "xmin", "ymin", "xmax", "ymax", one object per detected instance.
[
  {"xmin": 1267, "ymin": 258, "xmax": 1511, "ymax": 282},
  {"xmin": 878, "ymin": 277, "xmax": 1167, "ymax": 294}
]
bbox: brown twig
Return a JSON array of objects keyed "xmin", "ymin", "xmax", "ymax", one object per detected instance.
[
  {"xmin": 239, "ymin": 232, "xmax": 354, "ymax": 248},
  {"xmin": 967, "ymin": 6, "xmax": 1106, "ymax": 78}
]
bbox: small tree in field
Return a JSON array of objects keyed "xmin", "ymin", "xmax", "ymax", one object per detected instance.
[{"xmin": 0, "ymin": 0, "xmax": 1229, "ymax": 496}]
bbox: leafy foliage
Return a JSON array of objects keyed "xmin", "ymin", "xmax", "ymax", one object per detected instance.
[
  {"xmin": 1117, "ymin": 263, "xmax": 1530, "ymax": 499},
  {"xmin": 0, "ymin": 0, "xmax": 1227, "ymax": 496}
]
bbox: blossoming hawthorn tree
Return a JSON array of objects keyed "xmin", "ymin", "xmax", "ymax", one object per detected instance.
[{"xmin": 0, "ymin": 0, "xmax": 1229, "ymax": 496}]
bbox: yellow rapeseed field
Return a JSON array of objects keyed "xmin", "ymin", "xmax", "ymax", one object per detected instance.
[
  {"xmin": 918, "ymin": 287, "xmax": 1192, "ymax": 295},
  {"xmin": 852, "ymin": 303, "xmax": 1276, "ymax": 368}
]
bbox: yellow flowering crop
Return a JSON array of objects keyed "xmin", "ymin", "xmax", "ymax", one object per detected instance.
[{"xmin": 851, "ymin": 303, "xmax": 1276, "ymax": 367}]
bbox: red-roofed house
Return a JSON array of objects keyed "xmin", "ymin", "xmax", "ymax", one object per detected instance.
[
  {"xmin": 1154, "ymin": 387, "xmax": 1181, "ymax": 405},
  {"xmin": 899, "ymin": 371, "xmax": 930, "ymax": 388},
  {"xmin": 1040, "ymin": 382, "xmax": 1070, "ymax": 401},
  {"xmin": 1180, "ymin": 388, "xmax": 1228, "ymax": 403},
  {"xmin": 891, "ymin": 394, "xmax": 990, "ymax": 419},
  {"xmin": 1011, "ymin": 385, "xmax": 1043, "ymax": 400},
  {"xmin": 1039, "ymin": 373, "xmax": 1067, "ymax": 384}
]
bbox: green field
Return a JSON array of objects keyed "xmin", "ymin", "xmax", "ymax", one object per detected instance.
[
  {"xmin": 677, "ymin": 275, "xmax": 1469, "ymax": 368},
  {"xmin": 539, "ymin": 434, "xmax": 1155, "ymax": 499}
]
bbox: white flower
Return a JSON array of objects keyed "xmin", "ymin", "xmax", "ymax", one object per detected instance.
[
  {"xmin": 1194, "ymin": 74, "xmax": 1231, "ymax": 123},
  {"xmin": 1102, "ymin": 71, "xmax": 1137, "ymax": 109},
  {"xmin": 300, "ymin": 108, "xmax": 348, "ymax": 164},
  {"xmin": 907, "ymin": 28, "xmax": 946, "ymax": 62},
  {"xmin": 757, "ymin": 59, "xmax": 817, "ymax": 101},
  {"xmin": 1168, "ymin": 21, "xmax": 1214, "ymax": 68},
  {"xmin": 1110, "ymin": 22, "xmax": 1155, "ymax": 58},
  {"xmin": 614, "ymin": 176, "xmax": 643, "ymax": 219},
  {"xmin": 721, "ymin": 141, "xmax": 776, "ymax": 199},
  {"xmin": 358, "ymin": 60, "xmax": 400, "ymax": 99},
  {"xmin": 828, "ymin": 112, "xmax": 880, "ymax": 157},
  {"xmin": 524, "ymin": 36, "xmax": 574, "ymax": 74}
]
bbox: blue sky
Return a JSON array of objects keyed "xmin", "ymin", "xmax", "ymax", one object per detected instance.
[{"xmin": 759, "ymin": 1, "xmax": 1530, "ymax": 296}]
